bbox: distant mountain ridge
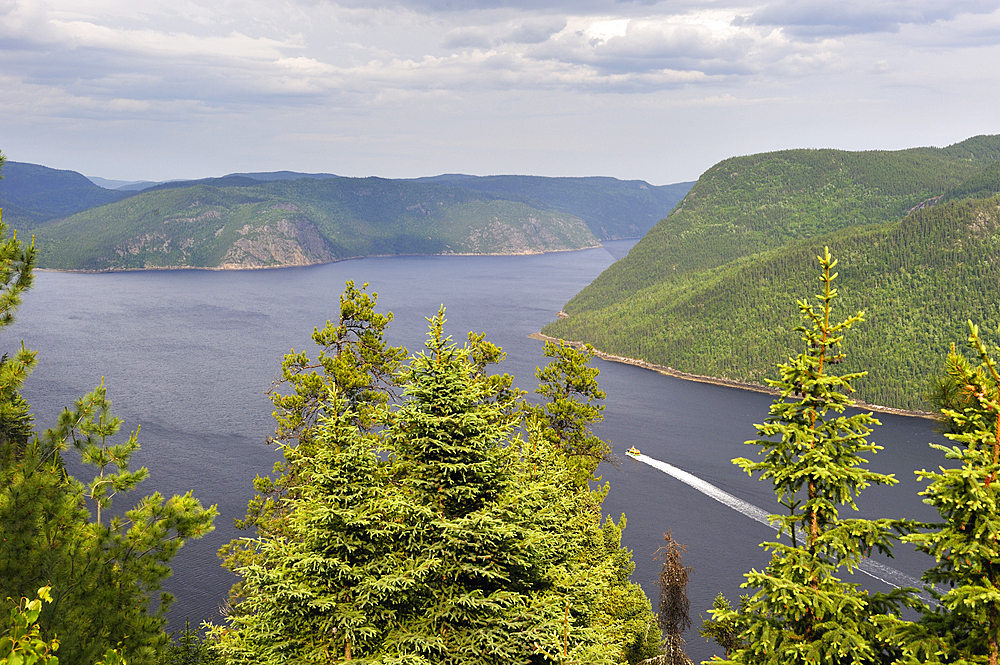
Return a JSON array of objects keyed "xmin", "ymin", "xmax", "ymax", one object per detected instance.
[
  {"xmin": 543, "ymin": 134, "xmax": 1000, "ymax": 412},
  {"xmin": 0, "ymin": 163, "xmax": 692, "ymax": 271},
  {"xmin": 0, "ymin": 162, "xmax": 131, "ymax": 226}
]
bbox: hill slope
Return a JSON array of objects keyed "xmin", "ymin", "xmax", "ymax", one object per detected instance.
[
  {"xmin": 544, "ymin": 135, "xmax": 1000, "ymax": 411},
  {"xmin": 0, "ymin": 162, "xmax": 131, "ymax": 228},
  {"xmin": 32, "ymin": 177, "xmax": 601, "ymax": 270},
  {"xmin": 409, "ymin": 174, "xmax": 693, "ymax": 240},
  {"xmin": 4, "ymin": 163, "xmax": 690, "ymax": 270}
]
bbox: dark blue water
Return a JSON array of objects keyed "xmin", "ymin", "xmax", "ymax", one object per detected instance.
[{"xmin": 5, "ymin": 241, "xmax": 948, "ymax": 662}]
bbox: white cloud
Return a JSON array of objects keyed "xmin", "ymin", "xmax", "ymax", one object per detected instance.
[{"xmin": 1, "ymin": 0, "xmax": 998, "ymax": 183}]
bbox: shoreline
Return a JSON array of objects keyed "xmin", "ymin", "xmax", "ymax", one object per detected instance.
[
  {"xmin": 528, "ymin": 332, "xmax": 937, "ymax": 421},
  {"xmin": 34, "ymin": 242, "xmax": 608, "ymax": 274}
]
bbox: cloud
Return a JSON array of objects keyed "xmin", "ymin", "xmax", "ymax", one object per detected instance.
[
  {"xmin": 740, "ymin": 0, "xmax": 1000, "ymax": 39},
  {"xmin": 501, "ymin": 18, "xmax": 566, "ymax": 44},
  {"xmin": 3, "ymin": 0, "xmax": 1000, "ymax": 184},
  {"xmin": 441, "ymin": 27, "xmax": 492, "ymax": 49}
]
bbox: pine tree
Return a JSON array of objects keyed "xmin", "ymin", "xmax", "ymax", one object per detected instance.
[{"xmin": 712, "ymin": 248, "xmax": 912, "ymax": 665}]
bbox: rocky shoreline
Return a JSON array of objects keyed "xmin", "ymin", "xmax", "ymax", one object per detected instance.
[
  {"xmin": 528, "ymin": 332, "xmax": 937, "ymax": 421},
  {"xmin": 34, "ymin": 244, "xmax": 605, "ymax": 274}
]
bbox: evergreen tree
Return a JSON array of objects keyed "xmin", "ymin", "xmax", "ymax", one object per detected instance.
[
  {"xmin": 531, "ymin": 340, "xmax": 609, "ymax": 484},
  {"xmin": 878, "ymin": 324, "xmax": 1000, "ymax": 664},
  {"xmin": 213, "ymin": 306, "xmax": 658, "ymax": 664},
  {"xmin": 220, "ymin": 280, "xmax": 406, "ymax": 600},
  {"xmin": 698, "ymin": 594, "xmax": 749, "ymax": 660},
  {"xmin": 711, "ymin": 248, "xmax": 912, "ymax": 665}
]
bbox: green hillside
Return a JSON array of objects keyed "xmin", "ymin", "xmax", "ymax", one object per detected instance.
[
  {"xmin": 563, "ymin": 138, "xmax": 995, "ymax": 314},
  {"xmin": 410, "ymin": 174, "xmax": 693, "ymax": 239},
  {"xmin": 544, "ymin": 135, "xmax": 1000, "ymax": 411},
  {"xmin": 0, "ymin": 161, "xmax": 130, "ymax": 228},
  {"xmin": 32, "ymin": 177, "xmax": 600, "ymax": 270}
]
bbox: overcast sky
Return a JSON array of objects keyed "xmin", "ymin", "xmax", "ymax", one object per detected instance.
[{"xmin": 1, "ymin": 0, "xmax": 998, "ymax": 184}]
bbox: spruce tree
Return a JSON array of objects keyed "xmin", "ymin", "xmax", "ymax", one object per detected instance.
[
  {"xmin": 712, "ymin": 248, "xmax": 911, "ymax": 665},
  {"xmin": 220, "ymin": 280, "xmax": 406, "ymax": 600},
  {"xmin": 531, "ymin": 340, "xmax": 609, "ymax": 484},
  {"xmin": 878, "ymin": 324, "xmax": 1000, "ymax": 664},
  {"xmin": 213, "ymin": 306, "xmax": 658, "ymax": 664}
]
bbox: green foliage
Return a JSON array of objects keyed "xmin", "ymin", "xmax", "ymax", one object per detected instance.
[
  {"xmin": 564, "ymin": 140, "xmax": 995, "ymax": 314},
  {"xmin": 0, "ymin": 161, "xmax": 128, "ymax": 231},
  {"xmin": 530, "ymin": 341, "xmax": 609, "ymax": 484},
  {"xmin": 0, "ymin": 587, "xmax": 59, "ymax": 665},
  {"xmin": 698, "ymin": 594, "xmax": 749, "ymax": 660},
  {"xmin": 709, "ymin": 249, "xmax": 913, "ymax": 665},
  {"xmin": 30, "ymin": 177, "xmax": 607, "ymax": 270},
  {"xmin": 546, "ymin": 190, "xmax": 1000, "ymax": 411},
  {"xmin": 158, "ymin": 620, "xmax": 216, "ymax": 665},
  {"xmin": 546, "ymin": 136, "xmax": 1000, "ymax": 411},
  {"xmin": 878, "ymin": 323, "xmax": 1000, "ymax": 664},
  {"xmin": 414, "ymin": 174, "xmax": 693, "ymax": 240},
  {"xmin": 212, "ymin": 295, "xmax": 657, "ymax": 664},
  {"xmin": 268, "ymin": 279, "xmax": 405, "ymax": 444},
  {"xmin": 219, "ymin": 280, "xmax": 406, "ymax": 600}
]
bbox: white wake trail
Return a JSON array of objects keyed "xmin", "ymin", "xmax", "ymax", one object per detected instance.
[{"xmin": 630, "ymin": 453, "xmax": 937, "ymax": 603}]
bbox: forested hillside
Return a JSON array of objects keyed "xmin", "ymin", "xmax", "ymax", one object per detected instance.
[
  {"xmin": 0, "ymin": 162, "xmax": 129, "ymax": 228},
  {"xmin": 32, "ymin": 177, "xmax": 600, "ymax": 270},
  {"xmin": 11, "ymin": 165, "xmax": 690, "ymax": 270},
  {"xmin": 409, "ymin": 174, "xmax": 693, "ymax": 239},
  {"xmin": 545, "ymin": 135, "xmax": 1000, "ymax": 411}
]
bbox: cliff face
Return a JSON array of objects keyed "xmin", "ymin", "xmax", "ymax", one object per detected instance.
[{"xmin": 219, "ymin": 217, "xmax": 334, "ymax": 269}]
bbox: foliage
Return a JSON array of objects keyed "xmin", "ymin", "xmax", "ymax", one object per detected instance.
[
  {"xmin": 0, "ymin": 587, "xmax": 59, "ymax": 665},
  {"xmin": 545, "ymin": 135, "xmax": 1000, "ymax": 411},
  {"xmin": 530, "ymin": 340, "xmax": 609, "ymax": 484},
  {"xmin": 219, "ymin": 280, "xmax": 406, "ymax": 600},
  {"xmin": 10, "ymin": 166, "xmax": 688, "ymax": 268},
  {"xmin": 0, "ymin": 161, "xmax": 128, "ymax": 230},
  {"xmin": 546, "ymin": 190, "xmax": 1000, "ymax": 411},
  {"xmin": 414, "ymin": 174, "xmax": 693, "ymax": 240},
  {"xmin": 708, "ymin": 249, "xmax": 914, "ymax": 665},
  {"xmin": 878, "ymin": 323, "xmax": 1000, "ymax": 665},
  {"xmin": 21, "ymin": 171, "xmax": 704, "ymax": 270},
  {"xmin": 698, "ymin": 594, "xmax": 749, "ymax": 660},
  {"xmin": 212, "ymin": 299, "xmax": 657, "ymax": 664}
]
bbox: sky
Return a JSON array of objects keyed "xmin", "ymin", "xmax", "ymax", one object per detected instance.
[{"xmin": 1, "ymin": 0, "xmax": 998, "ymax": 185}]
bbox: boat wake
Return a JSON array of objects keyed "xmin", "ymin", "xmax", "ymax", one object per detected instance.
[{"xmin": 630, "ymin": 452, "xmax": 938, "ymax": 604}]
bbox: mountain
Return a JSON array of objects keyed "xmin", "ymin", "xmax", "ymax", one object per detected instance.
[
  {"xmin": 3, "ymin": 162, "xmax": 687, "ymax": 271},
  {"xmin": 225, "ymin": 171, "xmax": 340, "ymax": 182},
  {"xmin": 31, "ymin": 177, "xmax": 601, "ymax": 271},
  {"xmin": 0, "ymin": 162, "xmax": 131, "ymax": 228},
  {"xmin": 543, "ymin": 135, "xmax": 1000, "ymax": 411},
  {"xmin": 409, "ymin": 174, "xmax": 693, "ymax": 240}
]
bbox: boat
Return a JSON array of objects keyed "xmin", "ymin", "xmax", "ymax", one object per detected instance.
[{"xmin": 626, "ymin": 446, "xmax": 641, "ymax": 459}]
